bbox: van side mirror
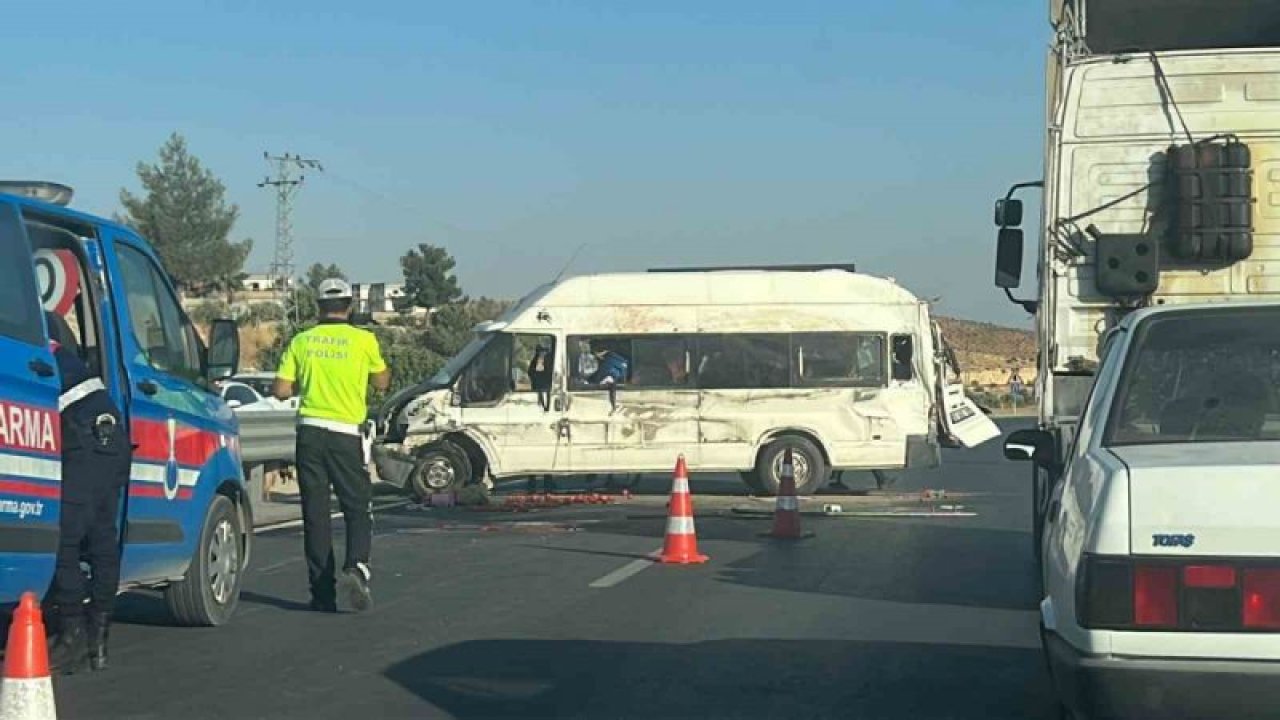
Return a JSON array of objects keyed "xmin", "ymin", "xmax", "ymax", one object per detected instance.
[
  {"xmin": 1004, "ymin": 428, "xmax": 1054, "ymax": 463},
  {"xmin": 206, "ymin": 319, "xmax": 240, "ymax": 380},
  {"xmin": 995, "ymin": 198, "xmax": 1023, "ymax": 227},
  {"xmin": 995, "ymin": 228, "xmax": 1024, "ymax": 289}
]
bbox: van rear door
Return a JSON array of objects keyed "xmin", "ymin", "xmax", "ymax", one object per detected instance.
[
  {"xmin": 932, "ymin": 323, "xmax": 1000, "ymax": 448},
  {"xmin": 0, "ymin": 200, "xmax": 63, "ymax": 604}
]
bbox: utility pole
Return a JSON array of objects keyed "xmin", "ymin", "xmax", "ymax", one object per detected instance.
[{"xmin": 258, "ymin": 152, "xmax": 323, "ymax": 322}]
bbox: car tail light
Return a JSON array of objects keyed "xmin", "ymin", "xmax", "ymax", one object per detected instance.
[
  {"xmin": 1079, "ymin": 556, "xmax": 1280, "ymax": 632},
  {"xmin": 1183, "ymin": 565, "xmax": 1236, "ymax": 589},
  {"xmin": 1134, "ymin": 565, "xmax": 1179, "ymax": 627},
  {"xmin": 1079, "ymin": 558, "xmax": 1133, "ymax": 627},
  {"xmin": 1243, "ymin": 569, "xmax": 1280, "ymax": 629}
]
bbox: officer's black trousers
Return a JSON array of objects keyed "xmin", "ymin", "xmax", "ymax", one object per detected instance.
[
  {"xmin": 52, "ymin": 483, "xmax": 122, "ymax": 616},
  {"xmin": 296, "ymin": 425, "xmax": 372, "ymax": 603}
]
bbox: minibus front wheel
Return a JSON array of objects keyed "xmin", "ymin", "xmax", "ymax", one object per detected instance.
[{"xmin": 409, "ymin": 442, "xmax": 473, "ymax": 501}]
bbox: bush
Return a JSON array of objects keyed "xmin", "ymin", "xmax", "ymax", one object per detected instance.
[
  {"xmin": 244, "ymin": 302, "xmax": 285, "ymax": 325},
  {"xmin": 189, "ymin": 300, "xmax": 231, "ymax": 325}
]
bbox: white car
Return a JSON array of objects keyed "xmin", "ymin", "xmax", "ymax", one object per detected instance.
[
  {"xmin": 1006, "ymin": 303, "xmax": 1280, "ymax": 719},
  {"xmin": 228, "ymin": 372, "xmax": 299, "ymax": 411},
  {"xmin": 218, "ymin": 380, "xmax": 294, "ymax": 412}
]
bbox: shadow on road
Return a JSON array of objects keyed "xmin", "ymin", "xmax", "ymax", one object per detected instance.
[
  {"xmin": 239, "ymin": 590, "xmax": 313, "ymax": 612},
  {"xmin": 713, "ymin": 522, "xmax": 1041, "ymax": 612},
  {"xmin": 384, "ymin": 637, "xmax": 1056, "ymax": 719}
]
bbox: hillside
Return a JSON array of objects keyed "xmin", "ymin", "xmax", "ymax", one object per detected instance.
[{"xmin": 935, "ymin": 316, "xmax": 1035, "ymax": 380}]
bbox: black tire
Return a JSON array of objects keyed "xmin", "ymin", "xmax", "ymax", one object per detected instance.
[
  {"xmin": 409, "ymin": 442, "xmax": 473, "ymax": 501},
  {"xmin": 754, "ymin": 436, "xmax": 828, "ymax": 496},
  {"xmin": 872, "ymin": 470, "xmax": 899, "ymax": 490},
  {"xmin": 738, "ymin": 471, "xmax": 768, "ymax": 495},
  {"xmin": 165, "ymin": 495, "xmax": 244, "ymax": 627}
]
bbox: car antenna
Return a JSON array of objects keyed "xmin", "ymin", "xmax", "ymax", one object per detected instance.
[{"xmin": 552, "ymin": 243, "xmax": 586, "ymax": 284}]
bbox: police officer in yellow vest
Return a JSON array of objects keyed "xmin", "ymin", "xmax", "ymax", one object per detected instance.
[{"xmin": 273, "ymin": 279, "xmax": 389, "ymax": 612}]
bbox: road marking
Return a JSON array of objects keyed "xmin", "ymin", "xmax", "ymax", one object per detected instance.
[
  {"xmin": 254, "ymin": 499, "xmax": 408, "ymax": 534},
  {"xmin": 589, "ymin": 549, "xmax": 661, "ymax": 588}
]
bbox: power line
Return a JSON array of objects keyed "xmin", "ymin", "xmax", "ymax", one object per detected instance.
[{"xmin": 258, "ymin": 152, "xmax": 323, "ymax": 322}]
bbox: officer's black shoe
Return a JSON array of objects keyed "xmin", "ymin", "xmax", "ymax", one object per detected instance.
[
  {"xmin": 309, "ymin": 598, "xmax": 338, "ymax": 613},
  {"xmin": 88, "ymin": 611, "xmax": 111, "ymax": 671},
  {"xmin": 340, "ymin": 565, "xmax": 373, "ymax": 613},
  {"xmin": 48, "ymin": 615, "xmax": 89, "ymax": 675}
]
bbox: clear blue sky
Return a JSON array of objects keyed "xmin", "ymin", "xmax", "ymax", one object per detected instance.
[{"xmin": 3, "ymin": 0, "xmax": 1045, "ymax": 325}]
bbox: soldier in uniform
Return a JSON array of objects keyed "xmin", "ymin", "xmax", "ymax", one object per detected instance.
[{"xmin": 45, "ymin": 317, "xmax": 131, "ymax": 674}]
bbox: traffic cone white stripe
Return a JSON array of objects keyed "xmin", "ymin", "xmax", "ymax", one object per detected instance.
[
  {"xmin": 775, "ymin": 495, "xmax": 799, "ymax": 512},
  {"xmin": 1, "ymin": 592, "xmax": 55, "ymax": 720},
  {"xmin": 671, "ymin": 476, "xmax": 690, "ymax": 494},
  {"xmin": 665, "ymin": 515, "xmax": 696, "ymax": 535},
  {"xmin": 0, "ymin": 679, "xmax": 57, "ymax": 720}
]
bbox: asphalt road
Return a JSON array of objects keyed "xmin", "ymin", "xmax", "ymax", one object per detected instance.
[{"xmin": 56, "ymin": 420, "xmax": 1055, "ymax": 719}]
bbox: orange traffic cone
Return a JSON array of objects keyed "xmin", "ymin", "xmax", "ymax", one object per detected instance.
[
  {"xmin": 658, "ymin": 455, "xmax": 708, "ymax": 564},
  {"xmin": 0, "ymin": 592, "xmax": 57, "ymax": 720},
  {"xmin": 768, "ymin": 449, "xmax": 809, "ymax": 540}
]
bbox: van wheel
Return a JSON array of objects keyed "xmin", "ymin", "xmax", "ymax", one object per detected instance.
[
  {"xmin": 755, "ymin": 436, "xmax": 828, "ymax": 496},
  {"xmin": 872, "ymin": 470, "xmax": 898, "ymax": 490},
  {"xmin": 410, "ymin": 442, "xmax": 472, "ymax": 501},
  {"xmin": 165, "ymin": 495, "xmax": 243, "ymax": 627}
]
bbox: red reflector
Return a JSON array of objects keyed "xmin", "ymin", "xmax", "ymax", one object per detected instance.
[
  {"xmin": 1134, "ymin": 565, "xmax": 1178, "ymax": 626},
  {"xmin": 1243, "ymin": 569, "xmax": 1280, "ymax": 629},
  {"xmin": 1184, "ymin": 565, "xmax": 1237, "ymax": 589}
]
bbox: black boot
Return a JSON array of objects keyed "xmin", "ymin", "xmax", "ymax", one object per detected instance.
[
  {"xmin": 48, "ymin": 614, "xmax": 89, "ymax": 674},
  {"xmin": 88, "ymin": 611, "xmax": 111, "ymax": 671}
]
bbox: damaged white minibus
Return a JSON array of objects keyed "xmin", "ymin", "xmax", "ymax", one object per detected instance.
[{"xmin": 373, "ymin": 265, "xmax": 997, "ymax": 497}]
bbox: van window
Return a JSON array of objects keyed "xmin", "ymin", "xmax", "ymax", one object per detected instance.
[
  {"xmin": 26, "ymin": 219, "xmax": 105, "ymax": 375},
  {"xmin": 793, "ymin": 333, "xmax": 886, "ymax": 387},
  {"xmin": 116, "ymin": 244, "xmax": 202, "ymax": 380},
  {"xmin": 697, "ymin": 334, "xmax": 790, "ymax": 390},
  {"xmin": 0, "ymin": 204, "xmax": 46, "ymax": 347},
  {"xmin": 512, "ymin": 334, "xmax": 556, "ymax": 393},
  {"xmin": 569, "ymin": 336, "xmax": 633, "ymax": 389},
  {"xmin": 630, "ymin": 337, "xmax": 690, "ymax": 388},
  {"xmin": 460, "ymin": 333, "xmax": 513, "ymax": 406},
  {"xmin": 891, "ymin": 335, "xmax": 914, "ymax": 381}
]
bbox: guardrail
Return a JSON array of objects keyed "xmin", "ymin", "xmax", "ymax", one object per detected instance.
[{"xmin": 236, "ymin": 410, "xmax": 297, "ymax": 464}]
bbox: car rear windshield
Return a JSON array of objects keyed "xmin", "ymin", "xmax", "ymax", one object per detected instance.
[{"xmin": 1106, "ymin": 307, "xmax": 1280, "ymax": 446}]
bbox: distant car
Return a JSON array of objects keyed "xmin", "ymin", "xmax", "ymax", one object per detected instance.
[
  {"xmin": 229, "ymin": 371, "xmax": 299, "ymax": 410},
  {"xmin": 218, "ymin": 380, "xmax": 293, "ymax": 412}
]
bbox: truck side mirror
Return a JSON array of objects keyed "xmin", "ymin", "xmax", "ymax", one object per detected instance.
[
  {"xmin": 995, "ymin": 198, "xmax": 1023, "ymax": 227},
  {"xmin": 206, "ymin": 319, "xmax": 240, "ymax": 380},
  {"xmin": 995, "ymin": 228, "xmax": 1024, "ymax": 289}
]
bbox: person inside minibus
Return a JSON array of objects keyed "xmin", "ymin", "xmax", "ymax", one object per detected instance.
[{"xmin": 586, "ymin": 340, "xmax": 630, "ymax": 386}]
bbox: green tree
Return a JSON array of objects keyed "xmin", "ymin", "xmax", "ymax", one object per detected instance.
[
  {"xmin": 304, "ymin": 262, "xmax": 346, "ymax": 290},
  {"xmin": 118, "ymin": 133, "xmax": 253, "ymax": 297},
  {"xmin": 423, "ymin": 297, "xmax": 511, "ymax": 358},
  {"xmin": 400, "ymin": 243, "xmax": 462, "ymax": 309}
]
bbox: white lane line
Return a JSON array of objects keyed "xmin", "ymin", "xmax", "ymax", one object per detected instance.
[
  {"xmin": 589, "ymin": 549, "xmax": 662, "ymax": 588},
  {"xmin": 253, "ymin": 499, "xmax": 408, "ymax": 534}
]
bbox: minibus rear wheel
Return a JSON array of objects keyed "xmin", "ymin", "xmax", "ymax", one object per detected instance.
[{"xmin": 755, "ymin": 436, "xmax": 828, "ymax": 496}]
